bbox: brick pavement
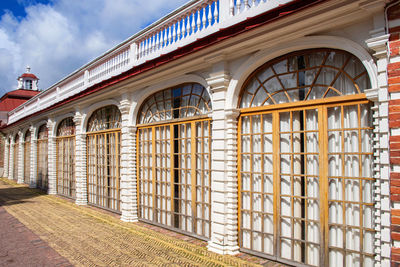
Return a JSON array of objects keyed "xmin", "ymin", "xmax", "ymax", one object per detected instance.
[
  {"xmin": 0, "ymin": 179, "xmax": 286, "ymax": 267},
  {"xmin": 0, "ymin": 206, "xmax": 71, "ymax": 267}
]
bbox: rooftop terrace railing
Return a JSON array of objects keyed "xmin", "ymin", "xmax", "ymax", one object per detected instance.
[{"xmin": 8, "ymin": 0, "xmax": 293, "ymax": 124}]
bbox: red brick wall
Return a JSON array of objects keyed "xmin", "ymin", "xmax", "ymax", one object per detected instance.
[{"xmin": 388, "ymin": 2, "xmax": 400, "ymax": 266}]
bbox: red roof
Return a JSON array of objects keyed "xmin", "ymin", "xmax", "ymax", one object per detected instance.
[
  {"xmin": 19, "ymin": 73, "xmax": 38, "ymax": 80},
  {"xmin": 4, "ymin": 89, "xmax": 39, "ymax": 98},
  {"xmin": 0, "ymin": 89, "xmax": 40, "ymax": 112}
]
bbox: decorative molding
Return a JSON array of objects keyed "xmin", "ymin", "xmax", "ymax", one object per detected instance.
[{"xmin": 365, "ymin": 88, "xmax": 379, "ymax": 102}]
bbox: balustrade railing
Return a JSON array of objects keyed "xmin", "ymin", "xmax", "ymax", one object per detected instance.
[{"xmin": 8, "ymin": 0, "xmax": 292, "ymax": 124}]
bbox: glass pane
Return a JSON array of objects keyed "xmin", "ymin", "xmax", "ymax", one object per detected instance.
[
  {"xmin": 138, "ymin": 84, "xmax": 211, "ymax": 124},
  {"xmin": 240, "ymin": 49, "xmax": 369, "ymax": 108}
]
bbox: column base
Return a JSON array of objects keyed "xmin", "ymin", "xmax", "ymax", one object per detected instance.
[
  {"xmin": 207, "ymin": 240, "xmax": 240, "ymax": 255},
  {"xmin": 48, "ymin": 189, "xmax": 57, "ymax": 195},
  {"xmin": 75, "ymin": 199, "xmax": 88, "ymax": 206},
  {"xmin": 29, "ymin": 182, "xmax": 36, "ymax": 188},
  {"xmin": 17, "ymin": 179, "xmax": 24, "ymax": 184},
  {"xmin": 121, "ymin": 212, "xmax": 138, "ymax": 223}
]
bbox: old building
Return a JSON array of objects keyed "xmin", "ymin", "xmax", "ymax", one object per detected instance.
[
  {"xmin": 0, "ymin": 67, "xmax": 40, "ymax": 175},
  {"xmin": 2, "ymin": 0, "xmax": 400, "ymax": 266}
]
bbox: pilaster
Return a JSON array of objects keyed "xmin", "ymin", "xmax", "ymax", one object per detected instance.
[
  {"xmin": 4, "ymin": 137, "xmax": 9, "ymax": 178},
  {"xmin": 73, "ymin": 112, "xmax": 88, "ymax": 205},
  {"xmin": 17, "ymin": 131, "xmax": 24, "ymax": 184},
  {"xmin": 119, "ymin": 99, "xmax": 138, "ymax": 222},
  {"xmin": 366, "ymin": 31, "xmax": 390, "ymax": 267},
  {"xmin": 47, "ymin": 119, "xmax": 57, "ymax": 194},
  {"xmin": 30, "ymin": 126, "xmax": 37, "ymax": 188},
  {"xmin": 206, "ymin": 66, "xmax": 240, "ymax": 255},
  {"xmin": 9, "ymin": 137, "xmax": 14, "ymax": 181}
]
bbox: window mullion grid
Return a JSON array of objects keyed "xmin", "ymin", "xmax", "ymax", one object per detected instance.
[
  {"xmin": 249, "ymin": 115, "xmax": 254, "ymax": 251},
  {"xmin": 191, "ymin": 121, "xmax": 197, "ymax": 235},
  {"xmin": 272, "ymin": 112, "xmax": 280, "ymax": 258},
  {"xmin": 201, "ymin": 121, "xmax": 205, "ymax": 236},
  {"xmin": 116, "ymin": 131, "xmax": 120, "ymax": 212},
  {"xmin": 357, "ymin": 104, "xmax": 364, "ymax": 264},
  {"xmin": 260, "ymin": 114, "xmax": 265, "ymax": 253},
  {"xmin": 152, "ymin": 127, "xmax": 157, "ymax": 221},
  {"xmin": 238, "ymin": 115, "xmax": 243, "ymax": 246},
  {"xmin": 170, "ymin": 124, "xmax": 175, "ymax": 227},
  {"xmin": 304, "ymin": 110, "xmax": 309, "ymax": 264},
  {"xmin": 136, "ymin": 129, "xmax": 141, "ymax": 218},
  {"xmin": 290, "ymin": 111, "xmax": 295, "ymax": 261},
  {"xmin": 319, "ymin": 106, "xmax": 329, "ymax": 267},
  {"xmin": 341, "ymin": 105, "xmax": 346, "ymax": 266},
  {"xmin": 56, "ymin": 139, "xmax": 59, "ymax": 194}
]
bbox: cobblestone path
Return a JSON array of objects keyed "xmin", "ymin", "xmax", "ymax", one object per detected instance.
[{"xmin": 0, "ymin": 179, "xmax": 282, "ymax": 267}]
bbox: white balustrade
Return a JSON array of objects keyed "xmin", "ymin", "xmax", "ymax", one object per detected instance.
[
  {"xmin": 8, "ymin": 0, "xmax": 293, "ymax": 125},
  {"xmin": 136, "ymin": 0, "xmax": 219, "ymax": 62},
  {"xmin": 88, "ymin": 47, "xmax": 130, "ymax": 84}
]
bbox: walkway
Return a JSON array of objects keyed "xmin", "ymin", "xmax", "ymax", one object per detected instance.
[{"xmin": 0, "ymin": 179, "xmax": 284, "ymax": 267}]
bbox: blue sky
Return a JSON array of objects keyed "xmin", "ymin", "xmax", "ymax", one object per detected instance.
[
  {"xmin": 0, "ymin": 0, "xmax": 52, "ymax": 18},
  {"xmin": 0, "ymin": 0, "xmax": 186, "ymax": 94}
]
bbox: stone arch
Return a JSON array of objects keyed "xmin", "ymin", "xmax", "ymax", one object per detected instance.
[
  {"xmin": 129, "ymin": 74, "xmax": 211, "ymax": 126},
  {"xmin": 226, "ymin": 35, "xmax": 378, "ymax": 110},
  {"xmin": 79, "ymin": 99, "xmax": 121, "ymax": 133},
  {"xmin": 52, "ymin": 113, "xmax": 75, "ymax": 137}
]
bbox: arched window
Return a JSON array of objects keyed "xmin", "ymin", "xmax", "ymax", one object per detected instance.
[
  {"xmin": 138, "ymin": 83, "xmax": 211, "ymax": 124},
  {"xmin": 86, "ymin": 105, "xmax": 121, "ymax": 212},
  {"xmin": 238, "ymin": 49, "xmax": 374, "ymax": 266},
  {"xmin": 56, "ymin": 117, "xmax": 76, "ymax": 198},
  {"xmin": 137, "ymin": 83, "xmax": 212, "ymax": 238},
  {"xmin": 87, "ymin": 105, "xmax": 121, "ymax": 132},
  {"xmin": 24, "ymin": 130, "xmax": 31, "ymax": 184},
  {"xmin": 13, "ymin": 134, "xmax": 19, "ymax": 181},
  {"xmin": 240, "ymin": 49, "xmax": 369, "ymax": 108},
  {"xmin": 37, "ymin": 124, "xmax": 48, "ymax": 190}
]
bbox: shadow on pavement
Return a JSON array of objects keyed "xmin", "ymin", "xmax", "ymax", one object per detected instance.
[{"xmin": 0, "ymin": 180, "xmax": 45, "ymax": 207}]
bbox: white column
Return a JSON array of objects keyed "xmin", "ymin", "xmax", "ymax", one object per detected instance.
[
  {"xmin": 119, "ymin": 99, "xmax": 138, "ymax": 222},
  {"xmin": 4, "ymin": 137, "xmax": 9, "ymax": 178},
  {"xmin": 73, "ymin": 112, "xmax": 88, "ymax": 205},
  {"xmin": 9, "ymin": 137, "xmax": 14, "ymax": 181},
  {"xmin": 206, "ymin": 65, "xmax": 240, "ymax": 255},
  {"xmin": 366, "ymin": 30, "xmax": 390, "ymax": 267},
  {"xmin": 17, "ymin": 131, "xmax": 24, "ymax": 184},
  {"xmin": 47, "ymin": 119, "xmax": 57, "ymax": 194},
  {"xmin": 30, "ymin": 127, "xmax": 37, "ymax": 188}
]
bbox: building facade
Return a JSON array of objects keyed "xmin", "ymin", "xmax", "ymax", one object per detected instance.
[{"xmin": 2, "ymin": 0, "xmax": 400, "ymax": 266}]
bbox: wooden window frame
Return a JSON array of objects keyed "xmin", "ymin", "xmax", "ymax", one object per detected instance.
[
  {"xmin": 238, "ymin": 95, "xmax": 374, "ymax": 266},
  {"xmin": 137, "ymin": 117, "xmax": 212, "ymax": 239},
  {"xmin": 56, "ymin": 118, "xmax": 76, "ymax": 199},
  {"xmin": 86, "ymin": 128, "xmax": 121, "ymax": 212}
]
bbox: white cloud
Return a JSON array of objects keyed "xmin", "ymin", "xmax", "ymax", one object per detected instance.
[{"xmin": 0, "ymin": 0, "xmax": 187, "ymax": 93}]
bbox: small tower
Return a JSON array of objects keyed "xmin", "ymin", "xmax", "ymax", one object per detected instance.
[{"xmin": 17, "ymin": 66, "xmax": 39, "ymax": 91}]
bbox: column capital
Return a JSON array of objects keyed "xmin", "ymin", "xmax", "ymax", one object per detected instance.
[
  {"xmin": 365, "ymin": 88, "xmax": 379, "ymax": 102},
  {"xmin": 73, "ymin": 112, "xmax": 84, "ymax": 125},
  {"xmin": 46, "ymin": 118, "xmax": 56, "ymax": 130},
  {"xmin": 225, "ymin": 108, "xmax": 240, "ymax": 120},
  {"xmin": 366, "ymin": 33, "xmax": 390, "ymax": 59},
  {"xmin": 119, "ymin": 99, "xmax": 131, "ymax": 115},
  {"xmin": 127, "ymin": 125, "xmax": 137, "ymax": 133},
  {"xmin": 206, "ymin": 73, "xmax": 231, "ymax": 94}
]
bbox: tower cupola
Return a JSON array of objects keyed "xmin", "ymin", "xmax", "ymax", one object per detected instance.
[{"xmin": 17, "ymin": 66, "xmax": 39, "ymax": 91}]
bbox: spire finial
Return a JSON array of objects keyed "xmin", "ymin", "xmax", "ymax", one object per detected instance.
[{"xmin": 26, "ymin": 66, "xmax": 31, "ymax": 73}]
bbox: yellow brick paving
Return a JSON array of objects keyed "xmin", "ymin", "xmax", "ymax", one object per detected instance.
[{"xmin": 0, "ymin": 179, "xmax": 271, "ymax": 267}]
